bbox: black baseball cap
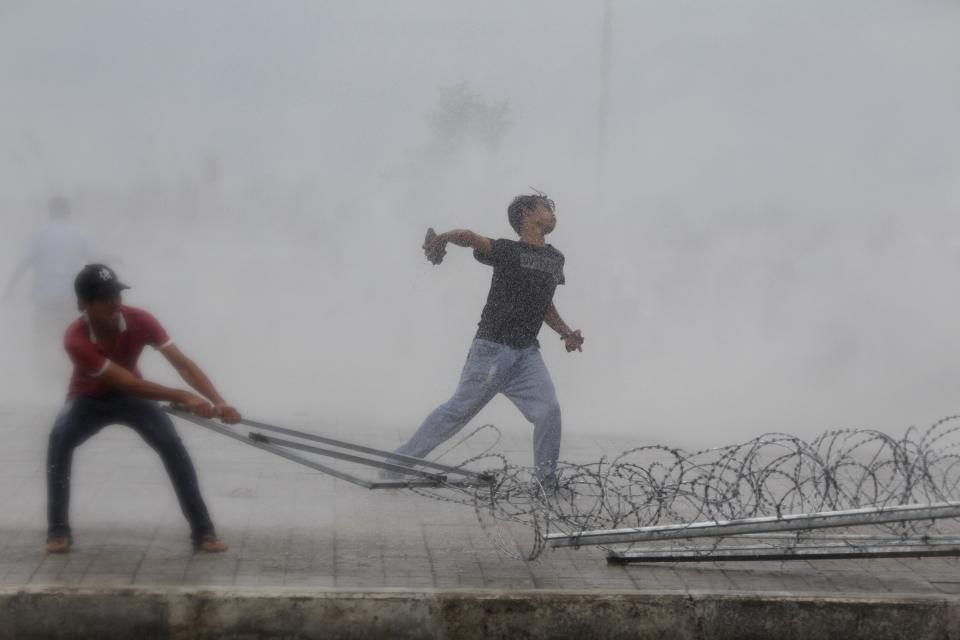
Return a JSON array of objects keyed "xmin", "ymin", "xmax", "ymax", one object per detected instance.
[{"xmin": 74, "ymin": 264, "xmax": 130, "ymax": 301}]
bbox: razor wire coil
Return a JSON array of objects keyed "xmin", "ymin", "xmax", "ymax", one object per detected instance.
[{"xmin": 412, "ymin": 416, "xmax": 960, "ymax": 560}]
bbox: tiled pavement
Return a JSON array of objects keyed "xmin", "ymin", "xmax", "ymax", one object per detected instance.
[{"xmin": 1, "ymin": 403, "xmax": 958, "ymax": 595}]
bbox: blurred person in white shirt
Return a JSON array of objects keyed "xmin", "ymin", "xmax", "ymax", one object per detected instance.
[{"xmin": 4, "ymin": 196, "xmax": 103, "ymax": 382}]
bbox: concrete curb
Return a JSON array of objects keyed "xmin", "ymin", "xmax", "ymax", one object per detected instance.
[{"xmin": 2, "ymin": 586, "xmax": 959, "ymax": 640}]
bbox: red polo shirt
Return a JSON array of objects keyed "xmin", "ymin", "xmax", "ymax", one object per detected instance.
[{"xmin": 64, "ymin": 305, "xmax": 173, "ymax": 398}]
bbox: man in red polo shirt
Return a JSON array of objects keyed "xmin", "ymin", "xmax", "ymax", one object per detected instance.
[{"xmin": 46, "ymin": 263, "xmax": 240, "ymax": 554}]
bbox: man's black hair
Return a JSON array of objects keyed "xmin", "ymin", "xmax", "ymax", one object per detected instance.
[{"xmin": 507, "ymin": 193, "xmax": 555, "ymax": 235}]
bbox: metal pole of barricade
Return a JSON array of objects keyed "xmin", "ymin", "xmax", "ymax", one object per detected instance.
[
  {"xmin": 607, "ymin": 539, "xmax": 960, "ymax": 563},
  {"xmin": 163, "ymin": 405, "xmax": 494, "ymax": 489},
  {"xmin": 546, "ymin": 501, "xmax": 960, "ymax": 548},
  {"xmin": 237, "ymin": 417, "xmax": 492, "ymax": 482}
]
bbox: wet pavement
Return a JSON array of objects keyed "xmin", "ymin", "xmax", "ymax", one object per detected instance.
[{"xmin": 1, "ymin": 402, "xmax": 958, "ymax": 595}]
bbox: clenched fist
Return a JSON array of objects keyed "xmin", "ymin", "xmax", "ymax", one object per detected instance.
[{"xmin": 423, "ymin": 227, "xmax": 448, "ymax": 265}]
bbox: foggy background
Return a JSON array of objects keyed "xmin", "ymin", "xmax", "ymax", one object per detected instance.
[{"xmin": 2, "ymin": 1, "xmax": 959, "ymax": 447}]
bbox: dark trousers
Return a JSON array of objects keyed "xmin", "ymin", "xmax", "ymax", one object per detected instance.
[{"xmin": 47, "ymin": 394, "xmax": 215, "ymax": 543}]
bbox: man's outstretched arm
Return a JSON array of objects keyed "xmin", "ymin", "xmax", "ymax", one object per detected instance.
[
  {"xmin": 97, "ymin": 362, "xmax": 217, "ymax": 417},
  {"xmin": 160, "ymin": 344, "xmax": 241, "ymax": 423},
  {"xmin": 544, "ymin": 302, "xmax": 584, "ymax": 352},
  {"xmin": 424, "ymin": 229, "xmax": 491, "ymax": 263}
]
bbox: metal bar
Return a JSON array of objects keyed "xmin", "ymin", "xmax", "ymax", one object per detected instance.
[
  {"xmin": 165, "ymin": 407, "xmax": 484, "ymax": 490},
  {"xmin": 608, "ymin": 541, "xmax": 960, "ymax": 564},
  {"xmin": 237, "ymin": 417, "xmax": 490, "ymax": 480},
  {"xmin": 370, "ymin": 478, "xmax": 490, "ymax": 490},
  {"xmin": 692, "ymin": 533, "xmax": 960, "ymax": 542},
  {"xmin": 371, "ymin": 480, "xmax": 458, "ymax": 489},
  {"xmin": 249, "ymin": 433, "xmax": 446, "ymax": 482},
  {"xmin": 546, "ymin": 501, "xmax": 960, "ymax": 548},
  {"xmin": 166, "ymin": 408, "xmax": 375, "ymax": 488}
]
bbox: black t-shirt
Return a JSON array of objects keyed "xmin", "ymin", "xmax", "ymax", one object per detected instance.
[{"xmin": 473, "ymin": 238, "xmax": 565, "ymax": 348}]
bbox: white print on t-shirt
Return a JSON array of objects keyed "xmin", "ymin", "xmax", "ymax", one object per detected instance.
[{"xmin": 519, "ymin": 252, "xmax": 564, "ymax": 282}]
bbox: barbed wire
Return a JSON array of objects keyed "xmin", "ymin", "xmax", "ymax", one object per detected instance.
[{"xmin": 410, "ymin": 416, "xmax": 960, "ymax": 560}]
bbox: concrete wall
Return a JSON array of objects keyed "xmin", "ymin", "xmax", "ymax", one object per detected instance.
[{"xmin": 2, "ymin": 587, "xmax": 958, "ymax": 640}]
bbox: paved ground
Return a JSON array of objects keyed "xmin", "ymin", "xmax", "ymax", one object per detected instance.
[{"xmin": 1, "ymin": 402, "xmax": 959, "ymax": 596}]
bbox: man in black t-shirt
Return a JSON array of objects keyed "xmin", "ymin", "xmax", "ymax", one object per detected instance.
[{"xmin": 393, "ymin": 194, "xmax": 584, "ymax": 485}]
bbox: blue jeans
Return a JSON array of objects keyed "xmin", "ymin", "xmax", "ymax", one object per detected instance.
[
  {"xmin": 46, "ymin": 394, "xmax": 216, "ymax": 543},
  {"xmin": 395, "ymin": 339, "xmax": 562, "ymax": 480}
]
